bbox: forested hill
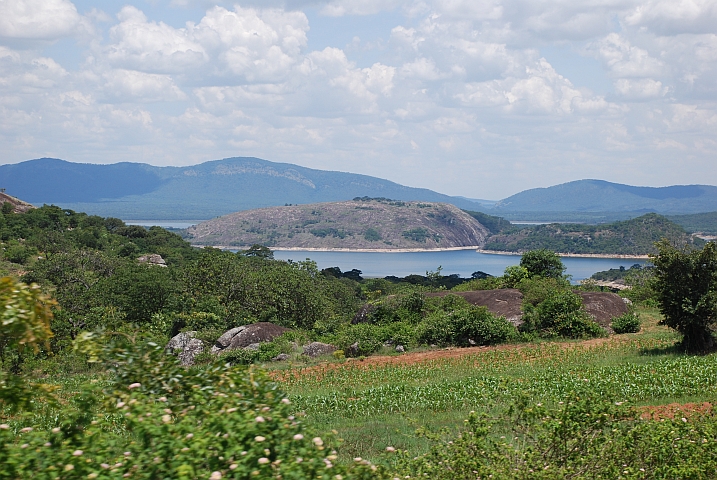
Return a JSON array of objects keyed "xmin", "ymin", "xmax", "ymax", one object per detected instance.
[
  {"xmin": 483, "ymin": 213, "xmax": 700, "ymax": 255},
  {"xmin": 187, "ymin": 198, "xmax": 490, "ymax": 249},
  {"xmin": 0, "ymin": 157, "xmax": 484, "ymax": 219}
]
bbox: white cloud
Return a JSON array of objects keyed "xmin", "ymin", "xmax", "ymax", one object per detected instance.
[
  {"xmin": 614, "ymin": 78, "xmax": 667, "ymax": 100},
  {"xmin": 0, "ymin": 0, "xmax": 81, "ymax": 41},
  {"xmin": 1, "ymin": 0, "xmax": 717, "ymax": 198}
]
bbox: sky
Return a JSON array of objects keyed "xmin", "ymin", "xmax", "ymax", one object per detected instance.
[{"xmin": 1, "ymin": 0, "xmax": 716, "ymax": 200}]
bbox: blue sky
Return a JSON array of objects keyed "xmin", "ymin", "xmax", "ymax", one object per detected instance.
[{"xmin": 1, "ymin": 0, "xmax": 716, "ymax": 199}]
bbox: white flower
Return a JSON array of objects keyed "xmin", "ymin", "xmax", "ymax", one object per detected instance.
[
  {"xmin": 293, "ymin": 434, "xmax": 304, "ymax": 440},
  {"xmin": 100, "ymin": 464, "xmax": 110, "ymax": 469},
  {"xmin": 313, "ymin": 437, "xmax": 324, "ymax": 446},
  {"xmin": 0, "ymin": 424, "xmax": 9, "ymax": 430},
  {"xmin": 258, "ymin": 458, "xmax": 270, "ymax": 465},
  {"xmin": 44, "ymin": 442, "xmax": 52, "ymax": 447},
  {"xmin": 158, "ymin": 397, "xmax": 167, "ymax": 402},
  {"xmin": 186, "ymin": 433, "xmax": 194, "ymax": 439},
  {"xmin": 116, "ymin": 402, "xmax": 126, "ymax": 408},
  {"xmin": 162, "ymin": 415, "xmax": 172, "ymax": 423},
  {"xmin": 281, "ymin": 399, "xmax": 291, "ymax": 404},
  {"xmin": 354, "ymin": 457, "xmax": 362, "ymax": 462},
  {"xmin": 255, "ymin": 416, "xmax": 265, "ymax": 423},
  {"xmin": 226, "ymin": 408, "xmax": 237, "ymax": 413},
  {"xmin": 209, "ymin": 471, "xmax": 222, "ymax": 480},
  {"xmin": 20, "ymin": 427, "xmax": 33, "ymax": 433},
  {"xmin": 21, "ymin": 444, "xmax": 28, "ymax": 449},
  {"xmin": 682, "ymin": 417, "xmax": 688, "ymax": 423},
  {"xmin": 88, "ymin": 474, "xmax": 98, "ymax": 479},
  {"xmin": 255, "ymin": 436, "xmax": 266, "ymax": 442},
  {"xmin": 64, "ymin": 465, "xmax": 75, "ymax": 471},
  {"xmin": 73, "ymin": 450, "xmax": 83, "ymax": 456},
  {"xmin": 52, "ymin": 427, "xmax": 61, "ymax": 433},
  {"xmin": 128, "ymin": 383, "xmax": 141, "ymax": 389},
  {"xmin": 385, "ymin": 446, "xmax": 396, "ymax": 452},
  {"xmin": 229, "ymin": 464, "xmax": 238, "ymax": 470},
  {"xmin": 124, "ymin": 452, "xmax": 131, "ymax": 457}
]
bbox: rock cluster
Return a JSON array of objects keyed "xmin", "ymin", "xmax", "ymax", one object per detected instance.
[{"xmin": 137, "ymin": 254, "xmax": 167, "ymax": 267}]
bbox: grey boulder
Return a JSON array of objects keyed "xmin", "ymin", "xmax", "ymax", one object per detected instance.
[
  {"xmin": 178, "ymin": 339, "xmax": 204, "ymax": 366},
  {"xmin": 302, "ymin": 342, "xmax": 336, "ymax": 358}
]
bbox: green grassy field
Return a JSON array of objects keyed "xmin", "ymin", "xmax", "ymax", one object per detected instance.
[{"xmin": 274, "ymin": 308, "xmax": 717, "ymax": 463}]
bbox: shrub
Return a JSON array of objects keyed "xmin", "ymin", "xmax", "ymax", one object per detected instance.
[
  {"xmin": 329, "ymin": 324, "xmax": 384, "ymax": 357},
  {"xmin": 611, "ymin": 312, "xmax": 641, "ymax": 334},
  {"xmin": 523, "ymin": 290, "xmax": 604, "ymax": 338},
  {"xmin": 1, "ymin": 341, "xmax": 386, "ymax": 479},
  {"xmin": 517, "ymin": 276, "xmax": 570, "ymax": 306},
  {"xmin": 417, "ymin": 306, "xmax": 515, "ymax": 347},
  {"xmin": 520, "ymin": 248, "xmax": 566, "ymax": 279}
]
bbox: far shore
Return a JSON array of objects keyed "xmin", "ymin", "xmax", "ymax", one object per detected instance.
[{"xmin": 192, "ymin": 244, "xmax": 651, "ymax": 259}]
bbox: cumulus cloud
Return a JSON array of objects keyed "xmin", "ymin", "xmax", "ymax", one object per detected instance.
[
  {"xmin": 1, "ymin": 0, "xmax": 716, "ymax": 198},
  {"xmin": 0, "ymin": 0, "xmax": 82, "ymax": 41}
]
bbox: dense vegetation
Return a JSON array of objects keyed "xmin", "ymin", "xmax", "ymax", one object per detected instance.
[
  {"xmin": 4, "ymin": 203, "xmax": 717, "ymax": 478},
  {"xmin": 668, "ymin": 210, "xmax": 717, "ymax": 234},
  {"xmin": 484, "ymin": 213, "xmax": 700, "ymax": 255}
]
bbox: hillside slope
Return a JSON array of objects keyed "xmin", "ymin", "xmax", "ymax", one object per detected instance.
[
  {"xmin": 0, "ymin": 158, "xmax": 483, "ymax": 219},
  {"xmin": 491, "ymin": 179, "xmax": 717, "ymax": 214},
  {"xmin": 187, "ymin": 199, "xmax": 490, "ymax": 250},
  {"xmin": 483, "ymin": 213, "xmax": 698, "ymax": 255}
]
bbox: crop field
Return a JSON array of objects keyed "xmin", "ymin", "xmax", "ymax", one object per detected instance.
[{"xmin": 274, "ymin": 308, "xmax": 717, "ymax": 461}]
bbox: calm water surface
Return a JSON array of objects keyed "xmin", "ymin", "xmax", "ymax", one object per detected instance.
[{"xmin": 272, "ymin": 250, "xmax": 647, "ymax": 281}]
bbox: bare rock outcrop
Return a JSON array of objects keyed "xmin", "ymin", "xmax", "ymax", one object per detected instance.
[
  {"xmin": 166, "ymin": 331, "xmax": 204, "ymax": 366},
  {"xmin": 137, "ymin": 253, "xmax": 167, "ymax": 267},
  {"xmin": 302, "ymin": 342, "xmax": 336, "ymax": 358},
  {"xmin": 210, "ymin": 323, "xmax": 291, "ymax": 356},
  {"xmin": 577, "ymin": 291, "xmax": 630, "ymax": 331},
  {"xmin": 425, "ymin": 289, "xmax": 525, "ymax": 326}
]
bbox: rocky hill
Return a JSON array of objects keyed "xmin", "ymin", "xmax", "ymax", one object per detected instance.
[
  {"xmin": 187, "ymin": 199, "xmax": 490, "ymax": 250},
  {"xmin": 0, "ymin": 192, "xmax": 34, "ymax": 213}
]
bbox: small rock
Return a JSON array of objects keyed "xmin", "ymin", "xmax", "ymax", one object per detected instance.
[
  {"xmin": 468, "ymin": 339, "xmax": 476, "ymax": 346},
  {"xmin": 622, "ymin": 297, "xmax": 633, "ymax": 305},
  {"xmin": 272, "ymin": 353, "xmax": 290, "ymax": 362},
  {"xmin": 137, "ymin": 254, "xmax": 167, "ymax": 267},
  {"xmin": 178, "ymin": 339, "xmax": 204, "ymax": 366},
  {"xmin": 345, "ymin": 342, "xmax": 360, "ymax": 357},
  {"xmin": 395, "ymin": 345, "xmax": 405, "ymax": 353},
  {"xmin": 302, "ymin": 342, "xmax": 336, "ymax": 358}
]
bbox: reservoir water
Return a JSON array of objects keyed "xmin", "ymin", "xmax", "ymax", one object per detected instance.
[
  {"xmin": 271, "ymin": 250, "xmax": 647, "ymax": 282},
  {"xmin": 124, "ymin": 220, "xmax": 647, "ymax": 281}
]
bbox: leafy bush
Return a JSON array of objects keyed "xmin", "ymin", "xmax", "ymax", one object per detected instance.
[
  {"xmin": 417, "ymin": 306, "xmax": 515, "ymax": 347},
  {"xmin": 522, "ymin": 290, "xmax": 604, "ymax": 338},
  {"xmin": 331, "ymin": 324, "xmax": 384, "ymax": 357},
  {"xmin": 517, "ymin": 276, "xmax": 570, "ymax": 306},
  {"xmin": 1, "ymin": 341, "xmax": 385, "ymax": 479},
  {"xmin": 611, "ymin": 312, "xmax": 641, "ymax": 334},
  {"xmin": 520, "ymin": 248, "xmax": 566, "ymax": 279}
]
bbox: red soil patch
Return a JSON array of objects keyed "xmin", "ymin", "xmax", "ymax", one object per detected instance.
[{"xmin": 639, "ymin": 402, "xmax": 713, "ymax": 421}]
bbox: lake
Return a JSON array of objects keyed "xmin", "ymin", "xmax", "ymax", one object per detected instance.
[{"xmin": 271, "ymin": 249, "xmax": 647, "ymax": 281}]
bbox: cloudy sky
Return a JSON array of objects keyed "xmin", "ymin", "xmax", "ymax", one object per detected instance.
[{"xmin": 1, "ymin": 0, "xmax": 716, "ymax": 199}]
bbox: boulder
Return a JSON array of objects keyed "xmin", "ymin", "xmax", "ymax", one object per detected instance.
[
  {"xmin": 245, "ymin": 343, "xmax": 261, "ymax": 351},
  {"xmin": 302, "ymin": 342, "xmax": 336, "ymax": 358},
  {"xmin": 425, "ymin": 289, "xmax": 525, "ymax": 326},
  {"xmin": 346, "ymin": 342, "xmax": 359, "ymax": 357},
  {"xmin": 178, "ymin": 339, "xmax": 204, "ymax": 366},
  {"xmin": 578, "ymin": 291, "xmax": 630, "ymax": 331},
  {"xmin": 395, "ymin": 345, "xmax": 405, "ymax": 353},
  {"xmin": 227, "ymin": 322, "xmax": 290, "ymax": 350},
  {"xmin": 166, "ymin": 331, "xmax": 197, "ymax": 354},
  {"xmin": 215, "ymin": 326, "xmax": 247, "ymax": 349},
  {"xmin": 272, "ymin": 353, "xmax": 291, "ymax": 362}
]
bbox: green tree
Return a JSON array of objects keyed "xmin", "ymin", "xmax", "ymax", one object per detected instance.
[
  {"xmin": 520, "ymin": 249, "xmax": 566, "ymax": 279},
  {"xmin": 651, "ymin": 240, "xmax": 717, "ymax": 352}
]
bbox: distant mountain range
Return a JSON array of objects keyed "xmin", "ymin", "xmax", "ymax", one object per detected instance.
[
  {"xmin": 2, "ymin": 158, "xmax": 717, "ymax": 220},
  {"xmin": 492, "ymin": 180, "xmax": 717, "ymax": 215},
  {"xmin": 0, "ymin": 158, "xmax": 483, "ymax": 219}
]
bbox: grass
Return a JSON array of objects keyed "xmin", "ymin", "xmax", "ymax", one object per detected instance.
[{"xmin": 274, "ymin": 306, "xmax": 717, "ymax": 462}]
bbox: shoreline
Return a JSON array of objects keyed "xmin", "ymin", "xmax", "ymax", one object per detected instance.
[
  {"xmin": 475, "ymin": 249, "xmax": 650, "ymax": 259},
  {"xmin": 193, "ymin": 245, "xmax": 484, "ymax": 253},
  {"xmin": 192, "ymin": 244, "xmax": 650, "ymax": 258}
]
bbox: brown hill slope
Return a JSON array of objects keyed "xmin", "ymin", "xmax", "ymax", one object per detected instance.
[
  {"xmin": 187, "ymin": 199, "xmax": 490, "ymax": 250},
  {"xmin": 0, "ymin": 192, "xmax": 34, "ymax": 213}
]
